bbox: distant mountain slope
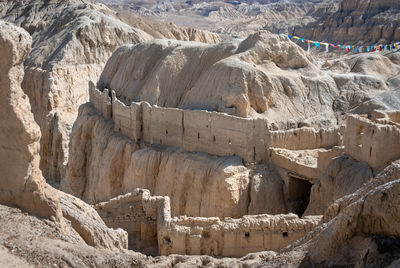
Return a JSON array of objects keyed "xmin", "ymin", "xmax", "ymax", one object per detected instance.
[
  {"xmin": 98, "ymin": 0, "xmax": 341, "ymax": 38},
  {"xmin": 293, "ymin": 0, "xmax": 400, "ymax": 44}
]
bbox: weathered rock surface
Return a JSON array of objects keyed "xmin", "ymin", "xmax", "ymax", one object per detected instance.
[
  {"xmin": 114, "ymin": 10, "xmax": 221, "ymax": 43},
  {"xmin": 0, "ymin": 20, "xmax": 129, "ymax": 252},
  {"xmin": 101, "ymin": 0, "xmax": 341, "ymax": 38},
  {"xmin": 0, "ymin": 0, "xmax": 153, "ymax": 184},
  {"xmin": 98, "ymin": 31, "xmax": 340, "ymax": 128},
  {"xmin": 294, "ymin": 0, "xmax": 400, "ymax": 44},
  {"xmin": 98, "ymin": 31, "xmax": 400, "ymax": 129},
  {"xmin": 305, "ymin": 155, "xmax": 373, "ymax": 215},
  {"xmin": 0, "ymin": 20, "xmax": 61, "ymax": 220},
  {"xmin": 64, "ymin": 103, "xmax": 287, "ymax": 217}
]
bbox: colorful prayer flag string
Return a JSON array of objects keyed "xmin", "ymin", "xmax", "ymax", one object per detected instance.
[{"xmin": 281, "ymin": 34, "xmax": 400, "ymax": 54}]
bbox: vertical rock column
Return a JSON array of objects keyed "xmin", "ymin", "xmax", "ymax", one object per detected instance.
[{"xmin": 0, "ymin": 21, "xmax": 61, "ymax": 220}]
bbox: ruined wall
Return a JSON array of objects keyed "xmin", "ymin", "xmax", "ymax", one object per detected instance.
[
  {"xmin": 94, "ymin": 189, "xmax": 161, "ymax": 254},
  {"xmin": 344, "ymin": 114, "xmax": 400, "ymax": 169},
  {"xmin": 269, "ymin": 127, "xmax": 342, "ymax": 150},
  {"xmin": 95, "ymin": 189, "xmax": 322, "ymax": 257},
  {"xmin": 89, "ymin": 82, "xmax": 112, "ymax": 119},
  {"xmin": 89, "ymin": 86, "xmax": 341, "ymax": 164},
  {"xmin": 158, "ymin": 213, "xmax": 321, "ymax": 257}
]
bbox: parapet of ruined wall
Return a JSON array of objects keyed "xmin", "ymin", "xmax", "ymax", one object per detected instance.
[
  {"xmin": 89, "ymin": 82, "xmax": 112, "ymax": 119},
  {"xmin": 89, "ymin": 86, "xmax": 342, "ymax": 164},
  {"xmin": 94, "ymin": 189, "xmax": 322, "ymax": 257},
  {"xmin": 269, "ymin": 127, "xmax": 342, "ymax": 150},
  {"xmin": 94, "ymin": 189, "xmax": 163, "ymax": 248},
  {"xmin": 344, "ymin": 113, "xmax": 400, "ymax": 169}
]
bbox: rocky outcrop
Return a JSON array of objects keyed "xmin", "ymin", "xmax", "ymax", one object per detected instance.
[
  {"xmin": 0, "ymin": 20, "xmax": 128, "ymax": 251},
  {"xmin": 0, "ymin": 20, "xmax": 61, "ymax": 220},
  {"xmin": 305, "ymin": 155, "xmax": 373, "ymax": 215},
  {"xmin": 294, "ymin": 0, "xmax": 400, "ymax": 44},
  {"xmin": 0, "ymin": 0, "xmax": 153, "ymax": 184},
  {"xmin": 98, "ymin": 31, "xmax": 400, "ymax": 129},
  {"xmin": 98, "ymin": 31, "xmax": 340, "ymax": 128}
]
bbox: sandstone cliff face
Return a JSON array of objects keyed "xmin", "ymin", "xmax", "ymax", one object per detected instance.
[
  {"xmin": 64, "ymin": 103, "xmax": 287, "ymax": 218},
  {"xmin": 0, "ymin": 0, "xmax": 153, "ymax": 184},
  {"xmin": 294, "ymin": 0, "xmax": 400, "ymax": 44},
  {"xmin": 0, "ymin": 20, "xmax": 129, "ymax": 251}
]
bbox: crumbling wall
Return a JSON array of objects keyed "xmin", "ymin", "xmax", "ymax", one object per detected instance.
[
  {"xmin": 269, "ymin": 127, "xmax": 342, "ymax": 150},
  {"xmin": 89, "ymin": 83, "xmax": 112, "ymax": 119},
  {"xmin": 344, "ymin": 115, "xmax": 400, "ymax": 169},
  {"xmin": 95, "ymin": 189, "xmax": 321, "ymax": 257},
  {"xmin": 158, "ymin": 213, "xmax": 321, "ymax": 257},
  {"xmin": 94, "ymin": 189, "xmax": 164, "ymax": 254},
  {"xmin": 88, "ymin": 86, "xmax": 341, "ymax": 165}
]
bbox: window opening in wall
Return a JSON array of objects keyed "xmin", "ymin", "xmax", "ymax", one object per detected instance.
[
  {"xmin": 166, "ymin": 129, "xmax": 168, "ymax": 135},
  {"xmin": 282, "ymin": 232, "xmax": 288, "ymax": 237},
  {"xmin": 228, "ymin": 139, "xmax": 232, "ymax": 145},
  {"xmin": 253, "ymin": 147, "xmax": 256, "ymax": 161},
  {"xmin": 369, "ymin": 147, "xmax": 372, "ymax": 157},
  {"xmin": 160, "ymin": 139, "xmax": 162, "ymax": 144},
  {"xmin": 213, "ymin": 136, "xmax": 216, "ymax": 143},
  {"xmin": 287, "ymin": 176, "xmax": 312, "ymax": 217},
  {"xmin": 245, "ymin": 232, "xmax": 250, "ymax": 238},
  {"xmin": 140, "ymin": 124, "xmax": 143, "ymax": 132},
  {"xmin": 198, "ymin": 132, "xmax": 200, "ymax": 139}
]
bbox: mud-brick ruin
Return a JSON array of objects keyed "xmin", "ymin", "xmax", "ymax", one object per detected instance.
[{"xmin": 88, "ymin": 84, "xmax": 400, "ymax": 257}]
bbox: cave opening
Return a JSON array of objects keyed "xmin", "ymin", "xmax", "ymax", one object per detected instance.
[{"xmin": 287, "ymin": 176, "xmax": 312, "ymax": 217}]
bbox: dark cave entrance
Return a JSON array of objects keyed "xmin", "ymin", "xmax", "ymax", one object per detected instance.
[{"xmin": 287, "ymin": 176, "xmax": 312, "ymax": 217}]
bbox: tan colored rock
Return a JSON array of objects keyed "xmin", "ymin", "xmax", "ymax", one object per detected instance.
[
  {"xmin": 305, "ymin": 155, "xmax": 373, "ymax": 216},
  {"xmin": 98, "ymin": 31, "xmax": 339, "ymax": 127},
  {"xmin": 1, "ymin": 0, "xmax": 153, "ymax": 184},
  {"xmin": 0, "ymin": 20, "xmax": 128, "ymax": 251},
  {"xmin": 0, "ymin": 20, "xmax": 61, "ymax": 220},
  {"xmin": 305, "ymin": 178, "xmax": 400, "ymax": 264}
]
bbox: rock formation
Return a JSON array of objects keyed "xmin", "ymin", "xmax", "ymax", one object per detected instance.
[
  {"xmin": 0, "ymin": 0, "xmax": 153, "ymax": 184},
  {"xmin": 294, "ymin": 0, "xmax": 400, "ymax": 44},
  {"xmin": 98, "ymin": 32, "xmax": 341, "ymax": 127},
  {"xmin": 0, "ymin": 20, "xmax": 61, "ymax": 220},
  {"xmin": 97, "ymin": 31, "xmax": 400, "ymax": 129},
  {"xmin": 2, "ymin": 0, "xmax": 400, "ymax": 265},
  {"xmin": 0, "ymin": 19, "xmax": 128, "ymax": 252}
]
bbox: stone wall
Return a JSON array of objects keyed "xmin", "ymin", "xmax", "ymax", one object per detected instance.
[
  {"xmin": 90, "ymin": 86, "xmax": 342, "ymax": 164},
  {"xmin": 95, "ymin": 189, "xmax": 322, "ymax": 257},
  {"xmin": 344, "ymin": 114, "xmax": 400, "ymax": 169}
]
